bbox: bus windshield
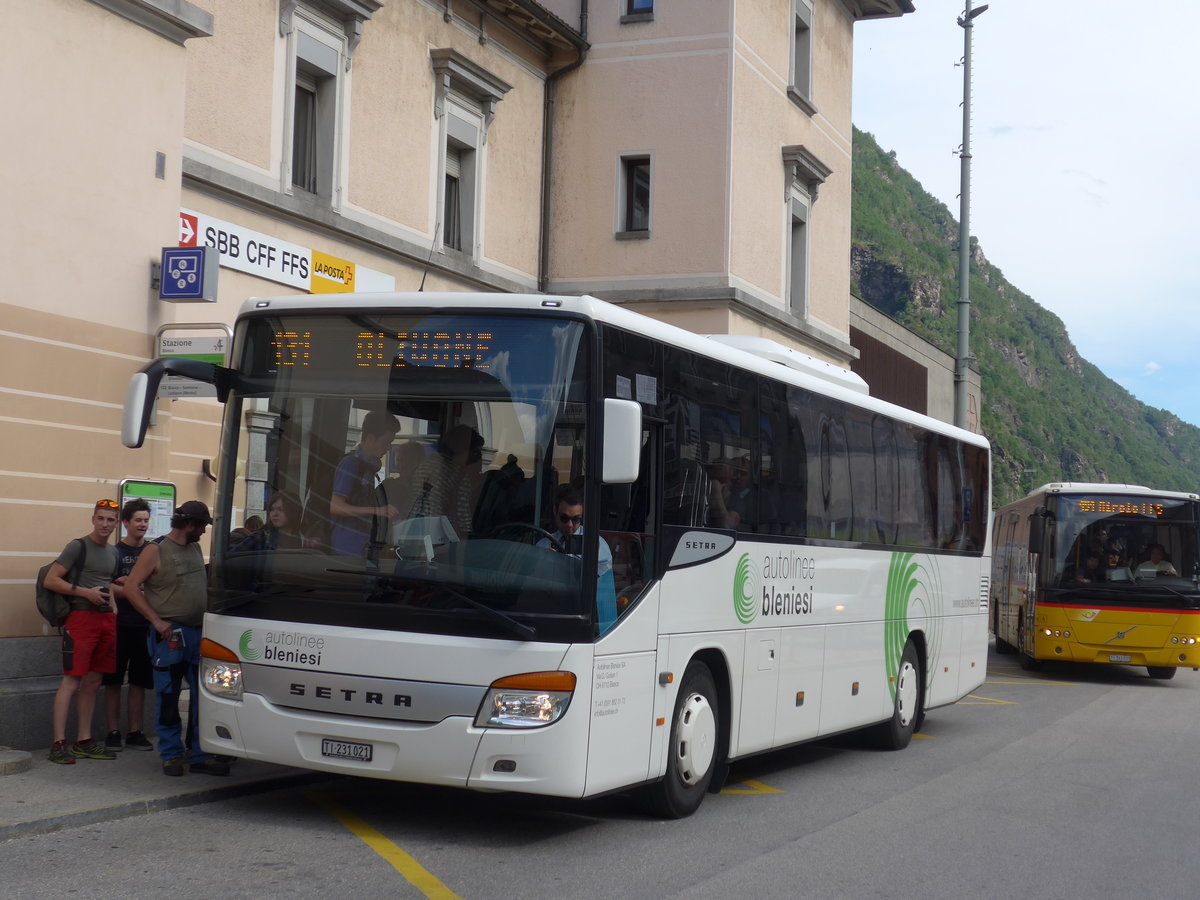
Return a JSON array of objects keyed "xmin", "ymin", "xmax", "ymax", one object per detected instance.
[
  {"xmin": 212, "ymin": 311, "xmax": 600, "ymax": 643},
  {"xmin": 1050, "ymin": 493, "xmax": 1200, "ymax": 595}
]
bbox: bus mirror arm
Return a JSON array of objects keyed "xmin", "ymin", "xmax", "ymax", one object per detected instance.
[{"xmin": 121, "ymin": 358, "xmax": 233, "ymax": 448}]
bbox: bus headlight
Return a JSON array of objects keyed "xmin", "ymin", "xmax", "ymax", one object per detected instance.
[
  {"xmin": 202, "ymin": 660, "xmax": 243, "ymax": 699},
  {"xmin": 199, "ymin": 638, "xmax": 243, "ymax": 700},
  {"xmin": 474, "ymin": 671, "xmax": 576, "ymax": 729}
]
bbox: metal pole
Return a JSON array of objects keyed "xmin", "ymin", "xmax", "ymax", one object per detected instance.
[{"xmin": 955, "ymin": 2, "xmax": 986, "ymax": 430}]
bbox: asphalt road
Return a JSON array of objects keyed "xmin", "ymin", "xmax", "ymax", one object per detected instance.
[{"xmin": 3, "ymin": 647, "xmax": 1198, "ymax": 899}]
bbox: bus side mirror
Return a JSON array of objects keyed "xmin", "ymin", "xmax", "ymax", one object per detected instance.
[
  {"xmin": 1027, "ymin": 506, "xmax": 1047, "ymax": 554},
  {"xmin": 121, "ymin": 358, "xmax": 228, "ymax": 448},
  {"xmin": 602, "ymin": 398, "xmax": 641, "ymax": 484}
]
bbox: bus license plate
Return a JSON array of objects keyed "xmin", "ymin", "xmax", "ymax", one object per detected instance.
[
  {"xmin": 1108, "ymin": 654, "xmax": 1132, "ymax": 663},
  {"xmin": 321, "ymin": 738, "xmax": 373, "ymax": 762}
]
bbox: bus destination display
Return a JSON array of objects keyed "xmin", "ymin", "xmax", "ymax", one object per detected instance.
[
  {"xmin": 268, "ymin": 330, "xmax": 494, "ymax": 369},
  {"xmin": 1072, "ymin": 497, "xmax": 1166, "ymax": 517}
]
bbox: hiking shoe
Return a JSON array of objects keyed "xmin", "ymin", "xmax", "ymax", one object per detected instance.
[
  {"xmin": 163, "ymin": 758, "xmax": 185, "ymax": 777},
  {"xmin": 48, "ymin": 741, "xmax": 76, "ymax": 765},
  {"xmin": 190, "ymin": 757, "xmax": 231, "ymax": 776},
  {"xmin": 104, "ymin": 730, "xmax": 123, "ymax": 752},
  {"xmin": 124, "ymin": 731, "xmax": 154, "ymax": 751},
  {"xmin": 71, "ymin": 739, "xmax": 116, "ymax": 760}
]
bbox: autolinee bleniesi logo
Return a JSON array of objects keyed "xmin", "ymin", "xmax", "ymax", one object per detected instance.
[
  {"xmin": 239, "ymin": 629, "xmax": 260, "ymax": 661},
  {"xmin": 733, "ymin": 553, "xmax": 759, "ymax": 624}
]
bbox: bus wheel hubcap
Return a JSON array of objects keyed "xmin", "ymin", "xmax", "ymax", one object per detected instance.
[
  {"xmin": 896, "ymin": 660, "xmax": 918, "ymax": 728},
  {"xmin": 675, "ymin": 693, "xmax": 716, "ymax": 786}
]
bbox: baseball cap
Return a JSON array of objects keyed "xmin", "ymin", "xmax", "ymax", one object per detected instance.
[{"xmin": 175, "ymin": 500, "xmax": 213, "ymax": 525}]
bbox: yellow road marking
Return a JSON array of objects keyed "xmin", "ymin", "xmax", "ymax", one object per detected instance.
[
  {"xmin": 913, "ymin": 731, "xmax": 932, "ymax": 738},
  {"xmin": 960, "ymin": 693, "xmax": 1017, "ymax": 705},
  {"xmin": 721, "ymin": 778, "xmax": 784, "ymax": 795},
  {"xmin": 309, "ymin": 792, "xmax": 464, "ymax": 900}
]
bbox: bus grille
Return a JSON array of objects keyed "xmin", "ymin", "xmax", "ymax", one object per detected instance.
[{"xmin": 979, "ymin": 575, "xmax": 990, "ymax": 610}]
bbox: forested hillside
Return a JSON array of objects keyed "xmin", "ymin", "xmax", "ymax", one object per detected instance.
[{"xmin": 850, "ymin": 127, "xmax": 1200, "ymax": 505}]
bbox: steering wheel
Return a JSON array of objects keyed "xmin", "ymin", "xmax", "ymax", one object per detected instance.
[{"xmin": 488, "ymin": 522, "xmax": 564, "ymax": 551}]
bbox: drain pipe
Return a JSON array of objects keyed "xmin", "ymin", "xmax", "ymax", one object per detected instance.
[{"xmin": 538, "ymin": 1, "xmax": 588, "ymax": 293}]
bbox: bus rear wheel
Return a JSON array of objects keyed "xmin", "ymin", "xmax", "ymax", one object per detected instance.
[
  {"xmin": 871, "ymin": 640, "xmax": 922, "ymax": 750},
  {"xmin": 1018, "ymin": 618, "xmax": 1041, "ymax": 671},
  {"xmin": 1147, "ymin": 666, "xmax": 1177, "ymax": 680},
  {"xmin": 644, "ymin": 661, "xmax": 719, "ymax": 818}
]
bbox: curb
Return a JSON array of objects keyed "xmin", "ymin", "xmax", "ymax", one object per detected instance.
[
  {"xmin": 0, "ymin": 770, "xmax": 334, "ymax": 843},
  {"xmin": 0, "ymin": 748, "xmax": 33, "ymax": 776}
]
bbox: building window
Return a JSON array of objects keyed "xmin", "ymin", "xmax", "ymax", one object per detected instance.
[
  {"xmin": 291, "ymin": 76, "xmax": 318, "ymax": 193},
  {"xmin": 622, "ymin": 0, "xmax": 654, "ymax": 23},
  {"xmin": 788, "ymin": 192, "xmax": 810, "ymax": 315},
  {"xmin": 281, "ymin": 2, "xmax": 379, "ymax": 202},
  {"xmin": 782, "ymin": 145, "xmax": 831, "ymax": 316},
  {"xmin": 430, "ymin": 49, "xmax": 511, "ymax": 258},
  {"xmin": 617, "ymin": 155, "xmax": 651, "ymax": 239},
  {"xmin": 286, "ymin": 20, "xmax": 344, "ymax": 199},
  {"xmin": 789, "ymin": 0, "xmax": 816, "ymax": 115}
]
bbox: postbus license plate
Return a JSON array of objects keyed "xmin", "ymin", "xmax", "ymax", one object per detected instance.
[
  {"xmin": 1108, "ymin": 654, "xmax": 1132, "ymax": 663},
  {"xmin": 321, "ymin": 738, "xmax": 373, "ymax": 762}
]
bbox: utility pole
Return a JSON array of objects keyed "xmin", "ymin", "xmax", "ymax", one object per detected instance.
[{"xmin": 955, "ymin": 1, "xmax": 987, "ymax": 430}]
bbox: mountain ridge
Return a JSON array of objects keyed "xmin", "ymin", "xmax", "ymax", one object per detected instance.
[{"xmin": 850, "ymin": 127, "xmax": 1200, "ymax": 505}]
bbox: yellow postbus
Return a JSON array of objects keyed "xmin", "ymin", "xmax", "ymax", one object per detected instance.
[{"xmin": 991, "ymin": 482, "xmax": 1200, "ymax": 679}]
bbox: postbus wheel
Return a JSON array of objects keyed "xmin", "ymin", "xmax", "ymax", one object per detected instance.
[
  {"xmin": 1147, "ymin": 666, "xmax": 1177, "ymax": 680},
  {"xmin": 644, "ymin": 661, "xmax": 719, "ymax": 818},
  {"xmin": 872, "ymin": 640, "xmax": 922, "ymax": 750}
]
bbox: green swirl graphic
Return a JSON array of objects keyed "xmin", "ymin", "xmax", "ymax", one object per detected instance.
[
  {"xmin": 733, "ymin": 553, "xmax": 758, "ymax": 624},
  {"xmin": 883, "ymin": 552, "xmax": 944, "ymax": 702},
  {"xmin": 239, "ymin": 629, "xmax": 260, "ymax": 661}
]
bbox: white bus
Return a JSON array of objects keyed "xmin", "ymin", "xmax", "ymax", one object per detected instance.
[{"xmin": 122, "ymin": 293, "xmax": 991, "ymax": 816}]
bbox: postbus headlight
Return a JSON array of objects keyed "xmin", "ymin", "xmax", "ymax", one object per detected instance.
[
  {"xmin": 474, "ymin": 671, "xmax": 576, "ymax": 729},
  {"xmin": 200, "ymin": 638, "xmax": 243, "ymax": 700}
]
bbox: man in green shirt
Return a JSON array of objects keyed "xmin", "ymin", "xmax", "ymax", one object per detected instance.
[{"xmin": 44, "ymin": 499, "xmax": 120, "ymax": 764}]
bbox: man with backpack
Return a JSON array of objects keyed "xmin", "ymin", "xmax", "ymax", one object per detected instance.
[{"xmin": 43, "ymin": 499, "xmax": 120, "ymax": 764}]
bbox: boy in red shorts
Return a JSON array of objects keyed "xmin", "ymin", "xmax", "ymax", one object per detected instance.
[{"xmin": 44, "ymin": 499, "xmax": 121, "ymax": 763}]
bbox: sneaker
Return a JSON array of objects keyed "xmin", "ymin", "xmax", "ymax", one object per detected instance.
[
  {"xmin": 48, "ymin": 740, "xmax": 76, "ymax": 765},
  {"xmin": 189, "ymin": 757, "xmax": 231, "ymax": 777},
  {"xmin": 71, "ymin": 739, "xmax": 116, "ymax": 760},
  {"xmin": 104, "ymin": 730, "xmax": 123, "ymax": 752},
  {"xmin": 124, "ymin": 731, "xmax": 154, "ymax": 751},
  {"xmin": 163, "ymin": 758, "xmax": 185, "ymax": 777}
]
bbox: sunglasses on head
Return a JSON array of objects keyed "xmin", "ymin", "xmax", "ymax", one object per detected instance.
[
  {"xmin": 558, "ymin": 514, "xmax": 583, "ymax": 525},
  {"xmin": 95, "ymin": 499, "xmax": 119, "ymax": 509}
]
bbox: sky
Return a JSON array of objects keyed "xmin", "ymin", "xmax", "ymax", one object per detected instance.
[{"xmin": 852, "ymin": 0, "xmax": 1200, "ymax": 426}]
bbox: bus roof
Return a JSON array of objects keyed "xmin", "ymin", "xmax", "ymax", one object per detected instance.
[
  {"xmin": 1023, "ymin": 482, "xmax": 1200, "ymax": 502},
  {"xmin": 238, "ymin": 292, "xmax": 988, "ymax": 448}
]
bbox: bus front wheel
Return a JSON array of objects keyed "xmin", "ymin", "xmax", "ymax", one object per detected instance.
[
  {"xmin": 644, "ymin": 661, "xmax": 719, "ymax": 818},
  {"xmin": 1147, "ymin": 666, "xmax": 1177, "ymax": 680}
]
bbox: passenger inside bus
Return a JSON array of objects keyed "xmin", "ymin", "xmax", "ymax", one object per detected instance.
[{"xmin": 406, "ymin": 424, "xmax": 483, "ymax": 540}]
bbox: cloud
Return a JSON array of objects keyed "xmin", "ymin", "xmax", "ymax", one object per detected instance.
[{"xmin": 1143, "ymin": 362, "xmax": 1162, "ymax": 376}]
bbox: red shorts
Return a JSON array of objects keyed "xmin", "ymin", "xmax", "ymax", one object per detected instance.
[{"xmin": 62, "ymin": 610, "xmax": 117, "ymax": 677}]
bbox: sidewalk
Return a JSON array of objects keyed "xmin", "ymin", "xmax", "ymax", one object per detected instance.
[{"xmin": 0, "ymin": 746, "xmax": 331, "ymax": 842}]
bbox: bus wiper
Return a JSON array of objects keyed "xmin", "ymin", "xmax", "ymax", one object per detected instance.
[{"xmin": 426, "ymin": 583, "xmax": 536, "ymax": 641}]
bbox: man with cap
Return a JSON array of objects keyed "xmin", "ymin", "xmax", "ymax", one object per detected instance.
[{"xmin": 124, "ymin": 500, "xmax": 229, "ymax": 777}]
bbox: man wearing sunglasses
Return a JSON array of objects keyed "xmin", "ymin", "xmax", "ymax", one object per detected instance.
[
  {"xmin": 537, "ymin": 485, "xmax": 614, "ymax": 577},
  {"xmin": 44, "ymin": 499, "xmax": 120, "ymax": 764},
  {"xmin": 537, "ymin": 485, "xmax": 617, "ymax": 631}
]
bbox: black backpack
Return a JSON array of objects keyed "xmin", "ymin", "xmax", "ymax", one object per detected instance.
[{"xmin": 35, "ymin": 538, "xmax": 86, "ymax": 628}]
